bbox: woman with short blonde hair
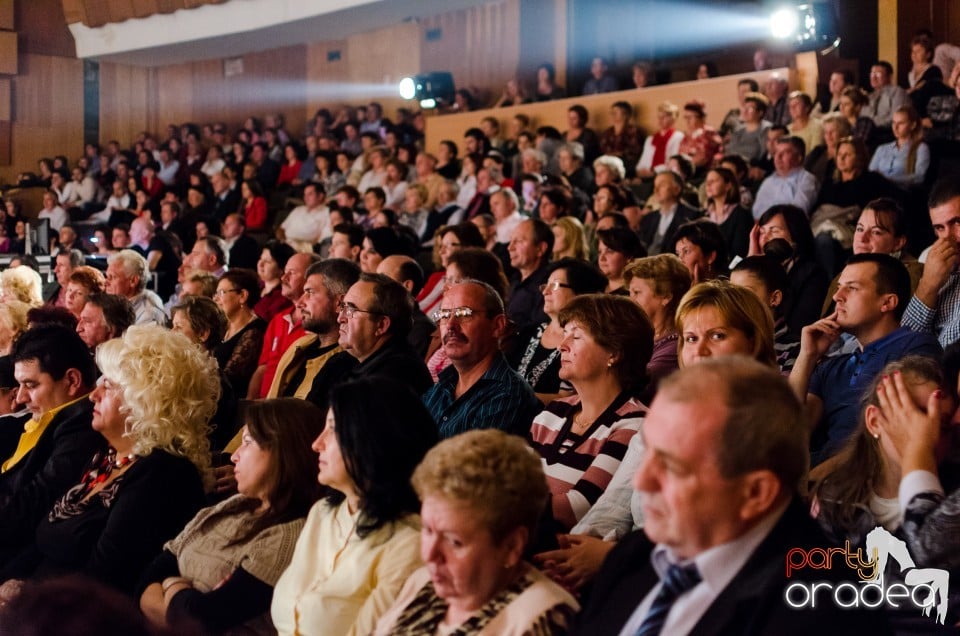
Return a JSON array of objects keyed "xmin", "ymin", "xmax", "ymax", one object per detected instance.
[
  {"xmin": 675, "ymin": 279, "xmax": 777, "ymax": 368},
  {"xmin": 375, "ymin": 429, "xmax": 578, "ymax": 635}
]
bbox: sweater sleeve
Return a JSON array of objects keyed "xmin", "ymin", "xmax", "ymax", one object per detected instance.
[
  {"xmin": 167, "ymin": 566, "xmax": 275, "ymax": 633},
  {"xmin": 135, "ymin": 549, "xmax": 181, "ymax": 599}
]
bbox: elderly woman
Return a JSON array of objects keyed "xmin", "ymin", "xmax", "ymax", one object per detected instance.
[
  {"xmin": 0, "ymin": 325, "xmax": 215, "ymax": 595},
  {"xmin": 417, "ymin": 222, "xmax": 485, "ymax": 317},
  {"xmin": 374, "ymin": 429, "xmax": 579, "ymax": 635},
  {"xmin": 214, "ymin": 269, "xmax": 266, "ymax": 396},
  {"xmin": 254, "ymin": 240, "xmax": 295, "ymax": 323},
  {"xmin": 529, "ymin": 294, "xmax": 653, "ymax": 532},
  {"xmin": 271, "ymin": 378, "xmax": 438, "ymax": 636},
  {"xmin": 139, "ymin": 399, "xmax": 325, "ymax": 634},
  {"xmin": 0, "ymin": 301, "xmax": 29, "ymax": 357},
  {"xmin": 635, "ymin": 101, "xmax": 685, "ymax": 178},
  {"xmin": 624, "ymin": 254, "xmax": 691, "ymax": 388},
  {"xmin": 508, "ymin": 259, "xmax": 607, "ymax": 404},
  {"xmin": 804, "ymin": 112, "xmax": 852, "ymax": 185},
  {"xmin": 591, "ymin": 154, "xmax": 625, "ymax": 188},
  {"xmin": 63, "ymin": 266, "xmax": 106, "ymax": 320},
  {"xmin": 0, "ymin": 266, "xmax": 43, "ymax": 307},
  {"xmin": 596, "ymin": 227, "xmax": 644, "ymax": 294},
  {"xmin": 672, "ymin": 218, "xmax": 729, "ymax": 283},
  {"xmin": 537, "ymin": 280, "xmax": 777, "ymax": 591}
]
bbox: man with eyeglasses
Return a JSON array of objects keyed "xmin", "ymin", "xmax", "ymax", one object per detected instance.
[
  {"xmin": 305, "ymin": 273, "xmax": 432, "ymax": 414},
  {"xmin": 422, "ymin": 280, "xmax": 540, "ymax": 439}
]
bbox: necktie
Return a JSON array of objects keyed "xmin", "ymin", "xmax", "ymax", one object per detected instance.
[{"xmin": 634, "ymin": 562, "xmax": 702, "ymax": 636}]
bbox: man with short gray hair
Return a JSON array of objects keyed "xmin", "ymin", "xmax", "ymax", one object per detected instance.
[
  {"xmin": 574, "ymin": 356, "xmax": 890, "ymax": 635},
  {"xmin": 105, "ymin": 249, "xmax": 165, "ymax": 325}
]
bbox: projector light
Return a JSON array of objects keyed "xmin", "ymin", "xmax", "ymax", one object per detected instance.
[
  {"xmin": 770, "ymin": 7, "xmax": 799, "ymax": 39},
  {"xmin": 398, "ymin": 77, "xmax": 416, "ymax": 100}
]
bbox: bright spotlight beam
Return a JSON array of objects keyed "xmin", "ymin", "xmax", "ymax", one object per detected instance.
[
  {"xmin": 398, "ymin": 77, "xmax": 416, "ymax": 100},
  {"xmin": 770, "ymin": 7, "xmax": 800, "ymax": 40}
]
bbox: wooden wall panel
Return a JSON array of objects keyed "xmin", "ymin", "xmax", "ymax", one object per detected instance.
[
  {"xmin": 420, "ymin": 0, "xmax": 520, "ymax": 105},
  {"xmin": 99, "ymin": 61, "xmax": 158, "ymax": 144},
  {"xmin": 17, "ymin": 0, "xmax": 75, "ymax": 58},
  {"xmin": 0, "ymin": 31, "xmax": 16, "ymax": 75},
  {"xmin": 0, "ymin": 53, "xmax": 83, "ymax": 184},
  {"xmin": 0, "ymin": 0, "xmax": 13, "ymax": 29},
  {"xmin": 0, "ymin": 78, "xmax": 10, "ymax": 120}
]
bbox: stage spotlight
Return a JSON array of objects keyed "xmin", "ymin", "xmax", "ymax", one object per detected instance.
[
  {"xmin": 770, "ymin": 2, "xmax": 839, "ymax": 51},
  {"xmin": 397, "ymin": 72, "xmax": 455, "ymax": 109},
  {"xmin": 770, "ymin": 7, "xmax": 799, "ymax": 40}
]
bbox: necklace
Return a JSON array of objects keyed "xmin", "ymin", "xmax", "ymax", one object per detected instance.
[{"xmin": 81, "ymin": 448, "xmax": 136, "ymax": 493}]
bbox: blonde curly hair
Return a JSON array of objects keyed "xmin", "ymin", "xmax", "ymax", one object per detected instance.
[
  {"xmin": 96, "ymin": 325, "xmax": 219, "ymax": 489},
  {"xmin": 1, "ymin": 266, "xmax": 43, "ymax": 307},
  {"xmin": 0, "ymin": 300, "xmax": 31, "ymax": 352}
]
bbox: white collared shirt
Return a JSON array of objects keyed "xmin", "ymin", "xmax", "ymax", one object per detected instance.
[{"xmin": 618, "ymin": 499, "xmax": 790, "ymax": 636}]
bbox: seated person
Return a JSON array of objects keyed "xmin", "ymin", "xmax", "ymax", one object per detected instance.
[
  {"xmin": 787, "ymin": 91, "xmax": 824, "ymax": 154},
  {"xmin": 752, "ymin": 136, "xmax": 820, "ymax": 219},
  {"xmin": 138, "ymin": 399, "xmax": 325, "ymax": 634},
  {"xmin": 725, "ymin": 91, "xmax": 773, "ymax": 163},
  {"xmin": 789, "ymin": 254, "xmax": 942, "ymax": 466},
  {"xmin": 271, "ymin": 378, "xmax": 438, "ymax": 636},
  {"xmin": 635, "ymin": 102, "xmax": 684, "ymax": 178},
  {"xmin": 868, "ymin": 106, "xmax": 930, "ymax": 188},
  {"xmin": 0, "ymin": 325, "xmax": 214, "ymax": 595},
  {"xmin": 816, "ymin": 137, "xmax": 898, "ymax": 211},
  {"xmin": 374, "ymin": 429, "xmax": 579, "ymax": 635},
  {"xmin": 423, "ymin": 280, "xmax": 541, "ymax": 439},
  {"xmin": 638, "ymin": 172, "xmax": 701, "ymax": 256},
  {"xmin": 507, "ymin": 259, "xmax": 607, "ymax": 405},
  {"xmin": 529, "ymin": 294, "xmax": 651, "ymax": 533},
  {"xmin": 672, "ymin": 219, "xmax": 729, "ymax": 283},
  {"xmin": 901, "ymin": 180, "xmax": 960, "ymax": 348},
  {"xmin": 749, "ymin": 204, "xmax": 829, "ymax": 334},
  {"xmin": 730, "ymin": 256, "xmax": 802, "ymax": 373},
  {"xmin": 571, "ymin": 357, "xmax": 889, "ymax": 635},
  {"xmin": 703, "ymin": 167, "xmax": 752, "ymax": 259},
  {"xmin": 0, "ymin": 325, "xmax": 105, "ymax": 567}
]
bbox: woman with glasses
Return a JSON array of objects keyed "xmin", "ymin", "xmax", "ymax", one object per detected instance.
[
  {"xmin": 508, "ymin": 259, "xmax": 607, "ymax": 404},
  {"xmin": 214, "ymin": 269, "xmax": 266, "ymax": 400}
]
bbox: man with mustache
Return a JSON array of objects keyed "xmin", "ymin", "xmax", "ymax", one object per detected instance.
[{"xmin": 422, "ymin": 280, "xmax": 540, "ymax": 439}]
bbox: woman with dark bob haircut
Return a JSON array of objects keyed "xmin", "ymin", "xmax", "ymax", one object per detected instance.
[
  {"xmin": 596, "ymin": 226, "xmax": 645, "ymax": 295},
  {"xmin": 213, "ymin": 268, "xmax": 266, "ymax": 397},
  {"xmin": 139, "ymin": 399, "xmax": 326, "ymax": 634},
  {"xmin": 529, "ymin": 294, "xmax": 653, "ymax": 533},
  {"xmin": 271, "ymin": 378, "xmax": 439, "ymax": 636},
  {"xmin": 508, "ymin": 258, "xmax": 607, "ymax": 404}
]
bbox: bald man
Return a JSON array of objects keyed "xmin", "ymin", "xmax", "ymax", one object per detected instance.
[{"xmin": 377, "ymin": 254, "xmax": 434, "ymax": 358}]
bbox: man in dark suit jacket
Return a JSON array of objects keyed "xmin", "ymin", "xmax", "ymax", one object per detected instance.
[
  {"xmin": 572, "ymin": 357, "xmax": 892, "ymax": 636},
  {"xmin": 305, "ymin": 273, "xmax": 432, "ymax": 414},
  {"xmin": 0, "ymin": 325, "xmax": 106, "ymax": 567},
  {"xmin": 210, "ymin": 171, "xmax": 241, "ymax": 222},
  {"xmin": 638, "ymin": 171, "xmax": 701, "ymax": 255},
  {"xmin": 222, "ymin": 213, "xmax": 261, "ymax": 270}
]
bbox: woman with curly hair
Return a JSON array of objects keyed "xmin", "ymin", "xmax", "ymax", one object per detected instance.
[
  {"xmin": 0, "ymin": 266, "xmax": 43, "ymax": 307},
  {"xmin": 0, "ymin": 325, "xmax": 219, "ymax": 595}
]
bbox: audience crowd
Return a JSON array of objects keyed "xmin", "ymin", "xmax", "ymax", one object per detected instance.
[{"xmin": 0, "ymin": 32, "xmax": 958, "ymax": 635}]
